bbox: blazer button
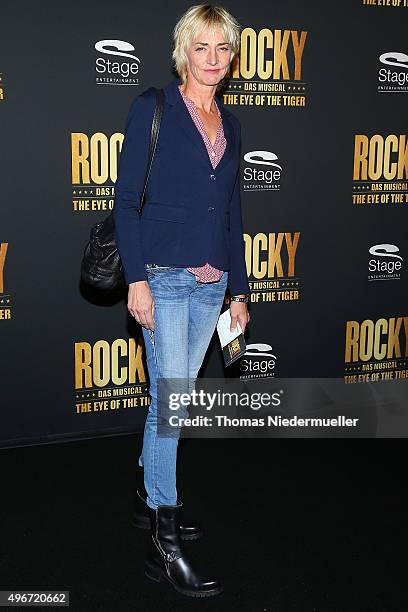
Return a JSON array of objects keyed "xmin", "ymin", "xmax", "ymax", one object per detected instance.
[
  {"xmin": 210, "ymin": 174, "xmax": 216, "ymax": 181},
  {"xmin": 208, "ymin": 206, "xmax": 215, "ymax": 212}
]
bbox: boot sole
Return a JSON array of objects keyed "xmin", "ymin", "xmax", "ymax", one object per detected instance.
[
  {"xmin": 144, "ymin": 561, "xmax": 223, "ymax": 598},
  {"xmin": 131, "ymin": 516, "xmax": 203, "ymax": 541}
]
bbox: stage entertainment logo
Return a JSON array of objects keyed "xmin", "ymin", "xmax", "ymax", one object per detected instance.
[
  {"xmin": 240, "ymin": 342, "xmax": 277, "ymax": 380},
  {"xmin": 243, "ymin": 231, "xmax": 301, "ymax": 303},
  {"xmin": 378, "ymin": 51, "xmax": 408, "ymax": 93},
  {"xmin": 223, "ymin": 26, "xmax": 308, "ymax": 109},
  {"xmin": 368, "ymin": 243, "xmax": 403, "ymax": 281},
  {"xmin": 344, "ymin": 316, "xmax": 408, "ymax": 383},
  {"xmin": 74, "ymin": 337, "xmax": 150, "ymax": 415},
  {"xmin": 243, "ymin": 149, "xmax": 282, "ymax": 192},
  {"xmin": 0, "ymin": 242, "xmax": 12, "ymax": 321},
  {"xmin": 352, "ymin": 133, "xmax": 408, "ymax": 206},
  {"xmin": 94, "ymin": 39, "xmax": 141, "ymax": 85}
]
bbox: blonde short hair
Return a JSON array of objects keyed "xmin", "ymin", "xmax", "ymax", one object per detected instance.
[{"xmin": 172, "ymin": 4, "xmax": 241, "ymax": 92}]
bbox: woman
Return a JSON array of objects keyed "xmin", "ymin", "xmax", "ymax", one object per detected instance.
[{"xmin": 113, "ymin": 4, "xmax": 250, "ymax": 598}]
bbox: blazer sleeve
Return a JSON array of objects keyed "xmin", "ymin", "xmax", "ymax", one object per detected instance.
[
  {"xmin": 113, "ymin": 90, "xmax": 155, "ymax": 285},
  {"xmin": 227, "ymin": 120, "xmax": 250, "ymax": 296}
]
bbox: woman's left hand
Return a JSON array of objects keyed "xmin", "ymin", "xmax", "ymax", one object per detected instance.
[{"xmin": 230, "ymin": 300, "xmax": 250, "ymax": 334}]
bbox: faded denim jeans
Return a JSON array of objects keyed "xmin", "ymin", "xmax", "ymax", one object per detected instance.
[{"xmin": 138, "ymin": 263, "xmax": 228, "ymax": 509}]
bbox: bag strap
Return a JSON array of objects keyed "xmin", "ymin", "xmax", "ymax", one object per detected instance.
[{"xmin": 138, "ymin": 87, "xmax": 165, "ymax": 213}]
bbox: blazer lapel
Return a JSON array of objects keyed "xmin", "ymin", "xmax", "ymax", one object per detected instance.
[
  {"xmin": 215, "ymin": 95, "xmax": 235, "ymax": 174},
  {"xmin": 164, "ymin": 76, "xmax": 235, "ymax": 173}
]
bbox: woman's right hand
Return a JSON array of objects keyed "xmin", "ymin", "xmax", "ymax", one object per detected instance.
[{"xmin": 128, "ymin": 281, "xmax": 155, "ymax": 331}]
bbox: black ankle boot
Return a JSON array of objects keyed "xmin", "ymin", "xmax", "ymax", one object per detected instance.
[
  {"xmin": 145, "ymin": 502, "xmax": 223, "ymax": 598},
  {"xmin": 132, "ymin": 467, "xmax": 202, "ymax": 541}
]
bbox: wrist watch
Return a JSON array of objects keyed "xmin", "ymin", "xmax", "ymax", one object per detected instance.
[{"xmin": 230, "ymin": 294, "xmax": 249, "ymax": 303}]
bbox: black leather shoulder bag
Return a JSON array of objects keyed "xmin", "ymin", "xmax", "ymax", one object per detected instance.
[{"xmin": 80, "ymin": 87, "xmax": 164, "ymax": 290}]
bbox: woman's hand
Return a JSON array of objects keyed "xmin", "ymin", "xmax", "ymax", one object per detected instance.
[
  {"xmin": 230, "ymin": 299, "xmax": 250, "ymax": 334},
  {"xmin": 128, "ymin": 281, "xmax": 155, "ymax": 331}
]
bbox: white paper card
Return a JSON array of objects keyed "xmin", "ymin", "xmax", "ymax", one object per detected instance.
[{"xmin": 216, "ymin": 309, "xmax": 243, "ymax": 348}]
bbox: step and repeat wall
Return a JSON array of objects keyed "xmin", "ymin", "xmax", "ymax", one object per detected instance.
[{"xmin": 1, "ymin": 1, "xmax": 407, "ymax": 447}]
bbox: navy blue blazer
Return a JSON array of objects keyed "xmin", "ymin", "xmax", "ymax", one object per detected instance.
[{"xmin": 113, "ymin": 75, "xmax": 250, "ymax": 296}]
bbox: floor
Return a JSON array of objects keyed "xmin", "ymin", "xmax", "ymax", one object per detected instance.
[{"xmin": 0, "ymin": 434, "xmax": 405, "ymax": 611}]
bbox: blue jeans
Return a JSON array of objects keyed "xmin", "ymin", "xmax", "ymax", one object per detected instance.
[{"xmin": 138, "ymin": 264, "xmax": 228, "ymax": 509}]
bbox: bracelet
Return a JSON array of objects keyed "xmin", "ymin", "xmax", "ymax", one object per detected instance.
[{"xmin": 230, "ymin": 295, "xmax": 249, "ymax": 303}]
